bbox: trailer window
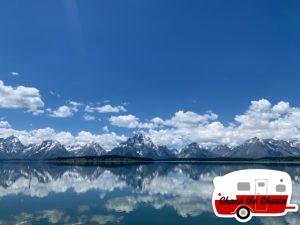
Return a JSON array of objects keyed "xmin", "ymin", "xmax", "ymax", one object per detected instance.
[
  {"xmin": 276, "ymin": 184, "xmax": 286, "ymax": 192},
  {"xmin": 258, "ymin": 182, "xmax": 265, "ymax": 187},
  {"xmin": 237, "ymin": 182, "xmax": 250, "ymax": 191}
]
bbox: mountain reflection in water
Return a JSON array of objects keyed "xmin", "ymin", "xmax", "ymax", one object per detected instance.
[{"xmin": 0, "ymin": 163, "xmax": 299, "ymax": 224}]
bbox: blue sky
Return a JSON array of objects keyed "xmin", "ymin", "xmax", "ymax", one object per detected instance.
[{"xmin": 1, "ymin": 1, "xmax": 300, "ymax": 149}]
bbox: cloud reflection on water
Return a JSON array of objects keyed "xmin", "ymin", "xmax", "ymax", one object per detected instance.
[{"xmin": 0, "ymin": 163, "xmax": 299, "ymax": 224}]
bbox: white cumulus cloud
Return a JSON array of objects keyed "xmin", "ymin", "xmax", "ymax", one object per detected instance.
[
  {"xmin": 10, "ymin": 72, "xmax": 20, "ymax": 76},
  {"xmin": 0, "ymin": 120, "xmax": 11, "ymax": 129},
  {"xmin": 83, "ymin": 114, "xmax": 96, "ymax": 121},
  {"xmin": 85, "ymin": 104, "xmax": 127, "ymax": 114},
  {"xmin": 109, "ymin": 115, "xmax": 140, "ymax": 128},
  {"xmin": 48, "ymin": 101, "xmax": 81, "ymax": 118},
  {"xmin": 3, "ymin": 98, "xmax": 300, "ymax": 149},
  {"xmin": 147, "ymin": 99, "xmax": 300, "ymax": 147},
  {"xmin": 48, "ymin": 105, "xmax": 75, "ymax": 118},
  {"xmin": 97, "ymin": 104, "xmax": 127, "ymax": 113},
  {"xmin": 0, "ymin": 80, "xmax": 44, "ymax": 114},
  {"xmin": 0, "ymin": 125, "xmax": 127, "ymax": 150},
  {"xmin": 109, "ymin": 115, "xmax": 158, "ymax": 129},
  {"xmin": 162, "ymin": 111, "xmax": 218, "ymax": 128}
]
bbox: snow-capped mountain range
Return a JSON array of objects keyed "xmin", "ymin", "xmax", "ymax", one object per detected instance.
[
  {"xmin": 107, "ymin": 134, "xmax": 176, "ymax": 159},
  {"xmin": 0, "ymin": 134, "xmax": 300, "ymax": 160}
]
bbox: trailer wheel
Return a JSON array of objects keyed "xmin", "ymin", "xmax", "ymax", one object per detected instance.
[{"xmin": 237, "ymin": 206, "xmax": 250, "ymax": 220}]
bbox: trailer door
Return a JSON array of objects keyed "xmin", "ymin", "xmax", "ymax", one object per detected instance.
[{"xmin": 255, "ymin": 179, "xmax": 268, "ymax": 211}]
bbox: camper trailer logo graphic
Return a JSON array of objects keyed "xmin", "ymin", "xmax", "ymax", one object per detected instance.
[{"xmin": 212, "ymin": 169, "xmax": 298, "ymax": 222}]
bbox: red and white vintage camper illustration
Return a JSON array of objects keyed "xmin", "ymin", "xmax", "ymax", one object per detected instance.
[{"xmin": 212, "ymin": 169, "xmax": 298, "ymax": 222}]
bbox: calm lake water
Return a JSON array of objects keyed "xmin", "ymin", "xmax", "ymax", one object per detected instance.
[{"xmin": 0, "ymin": 162, "xmax": 299, "ymax": 225}]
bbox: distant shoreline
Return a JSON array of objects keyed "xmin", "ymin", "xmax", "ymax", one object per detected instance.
[{"xmin": 2, "ymin": 155, "xmax": 300, "ymax": 165}]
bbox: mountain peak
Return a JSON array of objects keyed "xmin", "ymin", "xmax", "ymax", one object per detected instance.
[
  {"xmin": 245, "ymin": 137, "xmax": 261, "ymax": 144},
  {"xmin": 0, "ymin": 135, "xmax": 300, "ymax": 160},
  {"xmin": 0, "ymin": 135, "xmax": 24, "ymax": 156},
  {"xmin": 40, "ymin": 140, "xmax": 61, "ymax": 145},
  {"xmin": 39, "ymin": 140, "xmax": 64, "ymax": 151},
  {"xmin": 68, "ymin": 142, "xmax": 105, "ymax": 156},
  {"xmin": 179, "ymin": 142, "xmax": 216, "ymax": 158},
  {"xmin": 5, "ymin": 135, "xmax": 21, "ymax": 143},
  {"xmin": 132, "ymin": 133, "xmax": 149, "ymax": 141},
  {"xmin": 121, "ymin": 133, "xmax": 154, "ymax": 148},
  {"xmin": 186, "ymin": 142, "xmax": 200, "ymax": 149},
  {"xmin": 109, "ymin": 133, "xmax": 175, "ymax": 159}
]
